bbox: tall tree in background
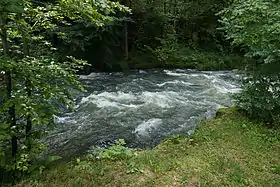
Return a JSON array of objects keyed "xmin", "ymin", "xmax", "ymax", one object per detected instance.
[{"xmin": 122, "ymin": 0, "xmax": 235, "ymax": 70}]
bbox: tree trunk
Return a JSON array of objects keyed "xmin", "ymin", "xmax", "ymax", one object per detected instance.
[
  {"xmin": 120, "ymin": 0, "xmax": 130, "ymax": 71},
  {"xmin": 124, "ymin": 21, "xmax": 129, "ymax": 60},
  {"xmin": 164, "ymin": 1, "xmax": 167, "ymax": 14},
  {"xmin": 6, "ymin": 73, "xmax": 18, "ymax": 157}
]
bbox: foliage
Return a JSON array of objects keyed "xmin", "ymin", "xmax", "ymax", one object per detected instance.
[
  {"xmin": 73, "ymin": 139, "xmax": 137, "ymax": 178},
  {"xmin": 0, "ymin": 0, "xmax": 129, "ymax": 181},
  {"xmin": 151, "ymin": 25, "xmax": 178, "ymax": 64},
  {"xmin": 219, "ymin": 0, "xmax": 280, "ymax": 64},
  {"xmin": 219, "ymin": 0, "xmax": 280, "ymax": 125},
  {"xmin": 58, "ymin": 0, "xmax": 130, "ymax": 27},
  {"xmin": 124, "ymin": 0, "xmax": 243, "ymax": 71},
  {"xmin": 1, "ymin": 0, "xmax": 84, "ymax": 174},
  {"xmin": 131, "ymin": 0, "xmax": 230, "ymax": 47},
  {"xmin": 0, "ymin": 0, "xmax": 24, "ymax": 13},
  {"xmin": 234, "ymin": 75, "xmax": 280, "ymax": 125},
  {"xmin": 73, "ymin": 139, "xmax": 135, "ymax": 176},
  {"xmin": 272, "ymin": 165, "xmax": 280, "ymax": 175},
  {"xmin": 53, "ymin": 0, "xmax": 131, "ymax": 72},
  {"xmin": 150, "ymin": 37, "xmax": 245, "ymax": 70},
  {"xmin": 55, "ymin": 0, "xmax": 238, "ymax": 71},
  {"xmin": 89, "ymin": 139, "xmax": 134, "ymax": 161}
]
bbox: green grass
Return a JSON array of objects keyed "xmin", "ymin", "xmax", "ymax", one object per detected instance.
[{"xmin": 19, "ymin": 108, "xmax": 280, "ymax": 187}]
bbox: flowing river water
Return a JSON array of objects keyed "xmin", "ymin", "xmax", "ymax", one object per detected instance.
[{"xmin": 47, "ymin": 69, "xmax": 241, "ymax": 157}]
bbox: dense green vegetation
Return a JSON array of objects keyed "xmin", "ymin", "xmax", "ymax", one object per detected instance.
[
  {"xmin": 20, "ymin": 108, "xmax": 280, "ymax": 186},
  {"xmin": 0, "ymin": 0, "xmax": 129, "ymax": 183},
  {"xmin": 220, "ymin": 0, "xmax": 280, "ymax": 124},
  {"xmin": 0, "ymin": 0, "xmax": 279, "ymax": 186},
  {"xmin": 62, "ymin": 0, "xmax": 246, "ymax": 71}
]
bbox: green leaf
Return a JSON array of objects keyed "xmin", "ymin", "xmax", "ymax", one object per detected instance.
[{"xmin": 0, "ymin": 0, "xmax": 24, "ymax": 13}]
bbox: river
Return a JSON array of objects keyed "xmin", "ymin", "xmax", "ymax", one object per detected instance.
[{"xmin": 46, "ymin": 69, "xmax": 241, "ymax": 157}]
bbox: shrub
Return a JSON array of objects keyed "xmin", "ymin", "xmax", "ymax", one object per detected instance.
[
  {"xmin": 90, "ymin": 139, "xmax": 134, "ymax": 161},
  {"xmin": 234, "ymin": 75, "xmax": 280, "ymax": 125}
]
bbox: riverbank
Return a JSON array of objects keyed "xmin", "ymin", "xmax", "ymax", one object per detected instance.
[
  {"xmin": 20, "ymin": 108, "xmax": 280, "ymax": 186},
  {"xmin": 83, "ymin": 49, "xmax": 247, "ymax": 73},
  {"xmin": 128, "ymin": 49, "xmax": 247, "ymax": 71}
]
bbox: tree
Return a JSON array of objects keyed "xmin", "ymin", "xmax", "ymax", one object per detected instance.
[
  {"xmin": 124, "ymin": 0, "xmax": 234, "ymax": 69},
  {"xmin": 53, "ymin": 0, "xmax": 234, "ymax": 71},
  {"xmin": 219, "ymin": 0, "xmax": 280, "ymax": 67},
  {"xmin": 219, "ymin": 0, "xmax": 280, "ymax": 124},
  {"xmin": 0, "ymin": 0, "xmax": 129, "ymax": 178}
]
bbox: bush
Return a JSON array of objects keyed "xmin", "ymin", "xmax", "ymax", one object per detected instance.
[
  {"xmin": 234, "ymin": 75, "xmax": 280, "ymax": 125},
  {"xmin": 90, "ymin": 139, "xmax": 134, "ymax": 161}
]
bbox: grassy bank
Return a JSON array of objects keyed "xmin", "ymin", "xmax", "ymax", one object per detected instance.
[{"xmin": 20, "ymin": 108, "xmax": 280, "ymax": 187}]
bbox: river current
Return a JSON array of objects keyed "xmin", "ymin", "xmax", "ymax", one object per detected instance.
[{"xmin": 47, "ymin": 69, "xmax": 241, "ymax": 157}]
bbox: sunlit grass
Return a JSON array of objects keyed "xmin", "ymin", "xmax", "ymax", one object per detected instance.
[{"xmin": 20, "ymin": 108, "xmax": 280, "ymax": 187}]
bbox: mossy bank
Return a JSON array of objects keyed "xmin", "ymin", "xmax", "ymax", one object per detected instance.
[{"xmin": 20, "ymin": 108, "xmax": 280, "ymax": 187}]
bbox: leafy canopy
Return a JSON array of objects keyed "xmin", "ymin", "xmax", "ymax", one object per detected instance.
[
  {"xmin": 219, "ymin": 0, "xmax": 280, "ymax": 125},
  {"xmin": 0, "ymin": 0, "xmax": 129, "ymax": 173},
  {"xmin": 219, "ymin": 0, "xmax": 280, "ymax": 65}
]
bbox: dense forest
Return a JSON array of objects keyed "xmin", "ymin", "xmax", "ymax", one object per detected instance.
[
  {"xmin": 1, "ymin": 0, "xmax": 247, "ymax": 73},
  {"xmin": 0, "ymin": 0, "xmax": 280, "ymax": 186},
  {"xmin": 54, "ymin": 0, "xmax": 247, "ymax": 72}
]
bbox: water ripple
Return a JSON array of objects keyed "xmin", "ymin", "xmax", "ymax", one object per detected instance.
[{"xmin": 46, "ymin": 69, "xmax": 242, "ymax": 157}]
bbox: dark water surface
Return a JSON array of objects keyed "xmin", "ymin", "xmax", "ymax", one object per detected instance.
[{"xmin": 46, "ymin": 69, "xmax": 241, "ymax": 157}]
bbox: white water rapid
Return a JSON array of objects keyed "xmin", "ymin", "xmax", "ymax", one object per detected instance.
[{"xmin": 47, "ymin": 69, "xmax": 241, "ymax": 157}]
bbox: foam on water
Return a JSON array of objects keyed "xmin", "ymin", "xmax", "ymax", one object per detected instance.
[
  {"xmin": 53, "ymin": 115, "xmax": 77, "ymax": 124},
  {"xmin": 141, "ymin": 91, "xmax": 184, "ymax": 108},
  {"xmin": 156, "ymin": 80, "xmax": 192, "ymax": 87},
  {"xmin": 134, "ymin": 119, "xmax": 162, "ymax": 136},
  {"xmin": 79, "ymin": 91, "xmax": 138, "ymax": 109},
  {"xmin": 78, "ymin": 90, "xmax": 186, "ymax": 109},
  {"xmin": 47, "ymin": 69, "xmax": 242, "ymax": 157},
  {"xmin": 163, "ymin": 70, "xmax": 188, "ymax": 76}
]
